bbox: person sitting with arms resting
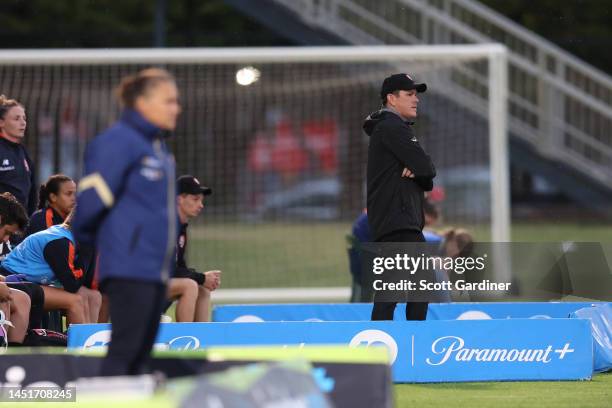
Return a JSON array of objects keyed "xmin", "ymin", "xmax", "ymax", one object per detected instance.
[
  {"xmin": 166, "ymin": 175, "xmax": 220, "ymax": 322},
  {"xmin": 24, "ymin": 174, "xmax": 81, "ymax": 331},
  {"xmin": 1, "ymin": 209, "xmax": 100, "ymax": 324}
]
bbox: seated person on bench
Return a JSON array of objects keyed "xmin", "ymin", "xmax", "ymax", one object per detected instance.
[{"xmin": 1, "ymin": 209, "xmax": 100, "ymax": 324}]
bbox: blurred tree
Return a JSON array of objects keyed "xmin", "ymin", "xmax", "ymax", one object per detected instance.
[
  {"xmin": 481, "ymin": 0, "xmax": 612, "ymax": 73},
  {"xmin": 0, "ymin": 0, "xmax": 290, "ymax": 48},
  {"xmin": 1, "ymin": 0, "xmax": 610, "ymax": 74},
  {"xmin": 0, "ymin": 0, "xmax": 153, "ymax": 47}
]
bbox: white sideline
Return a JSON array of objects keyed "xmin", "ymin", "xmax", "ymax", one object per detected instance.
[{"xmin": 211, "ymin": 287, "xmax": 350, "ymax": 303}]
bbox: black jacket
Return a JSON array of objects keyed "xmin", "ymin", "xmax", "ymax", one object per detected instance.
[
  {"xmin": 42, "ymin": 238, "xmax": 85, "ymax": 293},
  {"xmin": 26, "ymin": 207, "xmax": 64, "ymax": 237},
  {"xmin": 0, "ymin": 136, "xmax": 36, "ymax": 215},
  {"xmin": 364, "ymin": 109, "xmax": 436, "ymax": 241},
  {"xmin": 174, "ymin": 222, "xmax": 206, "ymax": 285}
]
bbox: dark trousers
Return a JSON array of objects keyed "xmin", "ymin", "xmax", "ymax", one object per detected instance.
[
  {"xmin": 4, "ymin": 281, "xmax": 45, "ymax": 329},
  {"xmin": 371, "ymin": 229, "xmax": 429, "ymax": 321},
  {"xmin": 100, "ymin": 278, "xmax": 166, "ymax": 376}
]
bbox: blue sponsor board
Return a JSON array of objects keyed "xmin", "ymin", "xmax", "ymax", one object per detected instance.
[
  {"xmin": 212, "ymin": 302, "xmax": 606, "ymax": 322},
  {"xmin": 68, "ymin": 319, "xmax": 592, "ymax": 382},
  {"xmin": 429, "ymin": 302, "xmax": 606, "ymax": 320}
]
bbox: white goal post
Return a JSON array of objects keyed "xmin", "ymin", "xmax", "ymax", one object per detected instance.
[{"xmin": 0, "ymin": 44, "xmax": 509, "ymax": 302}]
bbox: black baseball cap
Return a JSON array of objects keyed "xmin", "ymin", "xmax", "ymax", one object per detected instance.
[
  {"xmin": 177, "ymin": 175, "xmax": 212, "ymax": 196},
  {"xmin": 380, "ymin": 73, "xmax": 427, "ymax": 101}
]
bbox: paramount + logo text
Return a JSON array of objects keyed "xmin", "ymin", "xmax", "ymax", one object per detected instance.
[{"xmin": 425, "ymin": 336, "xmax": 575, "ymax": 366}]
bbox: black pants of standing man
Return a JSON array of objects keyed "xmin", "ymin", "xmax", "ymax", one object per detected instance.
[
  {"xmin": 371, "ymin": 229, "xmax": 429, "ymax": 321},
  {"xmin": 100, "ymin": 279, "xmax": 167, "ymax": 376}
]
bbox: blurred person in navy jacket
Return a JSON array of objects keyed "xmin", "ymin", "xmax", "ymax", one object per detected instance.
[{"xmin": 74, "ymin": 68, "xmax": 180, "ymax": 376}]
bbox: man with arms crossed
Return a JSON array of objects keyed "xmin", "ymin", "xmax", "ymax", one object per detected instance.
[{"xmin": 364, "ymin": 74, "xmax": 436, "ymax": 321}]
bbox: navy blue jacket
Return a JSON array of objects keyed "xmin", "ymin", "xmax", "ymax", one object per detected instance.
[
  {"xmin": 0, "ymin": 136, "xmax": 37, "ymax": 215},
  {"xmin": 74, "ymin": 109, "xmax": 176, "ymax": 283}
]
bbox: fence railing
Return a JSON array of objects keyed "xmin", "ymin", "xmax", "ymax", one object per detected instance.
[{"xmin": 272, "ymin": 0, "xmax": 612, "ymax": 185}]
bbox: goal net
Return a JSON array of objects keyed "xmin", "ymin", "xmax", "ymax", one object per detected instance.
[{"xmin": 0, "ymin": 45, "xmax": 509, "ymax": 298}]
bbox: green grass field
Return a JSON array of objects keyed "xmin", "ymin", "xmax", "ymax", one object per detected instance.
[
  {"xmin": 186, "ymin": 221, "xmax": 612, "ymax": 288},
  {"xmin": 179, "ymin": 221, "xmax": 612, "ymax": 407},
  {"xmin": 394, "ymin": 372, "xmax": 612, "ymax": 408}
]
